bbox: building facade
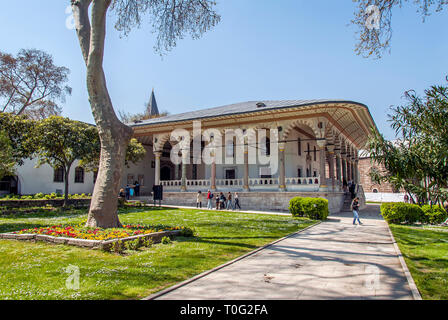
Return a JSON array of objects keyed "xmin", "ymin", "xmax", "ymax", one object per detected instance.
[
  {"xmin": 126, "ymin": 99, "xmax": 377, "ymax": 213},
  {"xmin": 0, "ymin": 158, "xmax": 95, "ymax": 196},
  {"xmin": 358, "ymin": 153, "xmax": 405, "ymax": 203}
]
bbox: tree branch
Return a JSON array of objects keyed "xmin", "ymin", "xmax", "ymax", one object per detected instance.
[{"xmin": 72, "ymin": 0, "xmax": 92, "ymax": 65}]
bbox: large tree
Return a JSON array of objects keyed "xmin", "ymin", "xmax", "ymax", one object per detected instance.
[
  {"xmin": 33, "ymin": 116, "xmax": 99, "ymax": 206},
  {"xmin": 368, "ymin": 78, "xmax": 448, "ymax": 205},
  {"xmin": 0, "ymin": 49, "xmax": 71, "ymax": 119},
  {"xmin": 352, "ymin": 0, "xmax": 447, "ymax": 58},
  {"xmin": 70, "ymin": 0, "xmax": 220, "ymax": 228}
]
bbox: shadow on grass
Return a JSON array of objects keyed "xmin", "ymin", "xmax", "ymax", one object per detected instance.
[{"xmin": 0, "ymin": 222, "xmax": 54, "ymax": 233}]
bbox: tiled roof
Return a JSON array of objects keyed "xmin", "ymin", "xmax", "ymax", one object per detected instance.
[{"xmin": 130, "ymin": 99, "xmax": 367, "ymax": 127}]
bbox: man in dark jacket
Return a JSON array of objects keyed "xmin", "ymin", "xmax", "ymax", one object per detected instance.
[{"xmin": 351, "ymin": 197, "xmax": 362, "ymax": 225}]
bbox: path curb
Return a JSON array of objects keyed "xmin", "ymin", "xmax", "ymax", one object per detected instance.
[
  {"xmin": 386, "ymin": 223, "xmax": 422, "ymax": 300},
  {"xmin": 142, "ymin": 220, "xmax": 321, "ymax": 300}
]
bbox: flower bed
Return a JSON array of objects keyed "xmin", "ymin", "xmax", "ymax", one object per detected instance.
[
  {"xmin": 0, "ymin": 223, "xmax": 194, "ymax": 252},
  {"xmin": 13, "ymin": 223, "xmax": 183, "ymax": 241}
]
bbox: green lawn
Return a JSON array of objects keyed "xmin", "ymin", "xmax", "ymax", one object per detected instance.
[
  {"xmin": 389, "ymin": 224, "xmax": 448, "ymax": 300},
  {"xmin": 0, "ymin": 206, "xmax": 315, "ymax": 300}
]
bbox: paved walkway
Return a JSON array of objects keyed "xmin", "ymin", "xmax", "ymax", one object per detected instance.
[{"xmin": 149, "ymin": 204, "xmax": 416, "ymax": 300}]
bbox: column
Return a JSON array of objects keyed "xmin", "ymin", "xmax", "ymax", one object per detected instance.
[
  {"xmin": 243, "ymin": 145, "xmax": 249, "ymax": 191},
  {"xmin": 347, "ymin": 157, "xmax": 352, "ymax": 182},
  {"xmin": 154, "ymin": 151, "xmax": 161, "ymax": 186},
  {"xmin": 181, "ymin": 152, "xmax": 188, "ymax": 192},
  {"xmin": 317, "ymin": 140, "xmax": 328, "ymax": 191},
  {"xmin": 342, "ymin": 155, "xmax": 347, "ymax": 183},
  {"xmin": 279, "ymin": 143, "xmax": 286, "ymax": 191},
  {"xmin": 327, "ymin": 145, "xmax": 335, "ymax": 191},
  {"xmin": 335, "ymin": 151, "xmax": 342, "ymax": 188},
  {"xmin": 211, "ymin": 150, "xmax": 216, "ymax": 191},
  {"xmin": 354, "ymin": 158, "xmax": 359, "ymax": 184}
]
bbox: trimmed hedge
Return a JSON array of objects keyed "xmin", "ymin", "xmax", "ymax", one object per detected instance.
[
  {"xmin": 289, "ymin": 197, "xmax": 329, "ymax": 220},
  {"xmin": 0, "ymin": 193, "xmax": 92, "ymax": 201},
  {"xmin": 381, "ymin": 202, "xmax": 447, "ymax": 225},
  {"xmin": 421, "ymin": 205, "xmax": 448, "ymax": 225}
]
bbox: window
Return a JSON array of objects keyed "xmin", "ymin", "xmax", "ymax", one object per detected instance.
[
  {"xmin": 226, "ymin": 139, "xmax": 234, "ymax": 158},
  {"xmin": 93, "ymin": 170, "xmax": 98, "ymax": 184},
  {"xmin": 53, "ymin": 167, "xmax": 64, "ymax": 183},
  {"xmin": 297, "ymin": 138, "xmax": 302, "ymax": 156},
  {"xmin": 298, "ymin": 168, "xmax": 302, "ymax": 178},
  {"xmin": 261, "ymin": 137, "xmax": 270, "ymax": 156},
  {"xmin": 313, "ymin": 146, "xmax": 317, "ymax": 161},
  {"xmin": 74, "ymin": 167, "xmax": 84, "ymax": 183},
  {"xmin": 127, "ymin": 174, "xmax": 134, "ymax": 185},
  {"xmin": 192, "ymin": 164, "xmax": 198, "ymax": 180},
  {"xmin": 373, "ymin": 189, "xmax": 379, "ymax": 193},
  {"xmin": 138, "ymin": 174, "xmax": 145, "ymax": 186}
]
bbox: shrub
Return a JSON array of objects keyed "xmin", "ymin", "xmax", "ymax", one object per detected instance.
[
  {"xmin": 421, "ymin": 205, "xmax": 448, "ymax": 225},
  {"xmin": 380, "ymin": 203, "xmax": 423, "ymax": 224},
  {"xmin": 34, "ymin": 193, "xmax": 45, "ymax": 199},
  {"xmin": 179, "ymin": 227, "xmax": 195, "ymax": 237},
  {"xmin": 289, "ymin": 197, "xmax": 329, "ymax": 220},
  {"xmin": 289, "ymin": 197, "xmax": 305, "ymax": 217},
  {"xmin": 161, "ymin": 236, "xmax": 171, "ymax": 244}
]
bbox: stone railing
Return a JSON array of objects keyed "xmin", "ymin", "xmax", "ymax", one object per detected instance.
[
  {"xmin": 215, "ymin": 179, "xmax": 244, "ymax": 187},
  {"xmin": 186, "ymin": 179, "xmax": 212, "ymax": 187},
  {"xmin": 249, "ymin": 178, "xmax": 279, "ymax": 187},
  {"xmin": 160, "ymin": 180, "xmax": 182, "ymax": 189},
  {"xmin": 285, "ymin": 176, "xmax": 320, "ymax": 186}
]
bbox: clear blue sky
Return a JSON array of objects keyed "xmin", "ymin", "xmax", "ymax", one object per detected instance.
[{"xmin": 1, "ymin": 0, "xmax": 447, "ymax": 139}]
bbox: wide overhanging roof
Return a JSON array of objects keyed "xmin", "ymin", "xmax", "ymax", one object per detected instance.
[{"xmin": 131, "ymin": 99, "xmax": 378, "ymax": 149}]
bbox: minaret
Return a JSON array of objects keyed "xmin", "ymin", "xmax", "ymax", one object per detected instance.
[{"xmin": 146, "ymin": 88, "xmax": 160, "ymax": 116}]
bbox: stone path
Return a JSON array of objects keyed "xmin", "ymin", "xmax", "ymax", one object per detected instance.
[{"xmin": 148, "ymin": 205, "xmax": 416, "ymax": 300}]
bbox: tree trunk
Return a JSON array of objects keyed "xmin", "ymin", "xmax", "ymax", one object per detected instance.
[{"xmin": 73, "ymin": 0, "xmax": 133, "ymax": 228}]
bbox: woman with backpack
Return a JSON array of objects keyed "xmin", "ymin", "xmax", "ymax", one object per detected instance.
[{"xmin": 206, "ymin": 190, "xmax": 213, "ymax": 210}]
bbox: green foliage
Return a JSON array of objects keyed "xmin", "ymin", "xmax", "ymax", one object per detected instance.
[
  {"xmin": 32, "ymin": 116, "xmax": 98, "ymax": 203},
  {"xmin": 421, "ymin": 205, "xmax": 448, "ymax": 225},
  {"xmin": 380, "ymin": 202, "xmax": 424, "ymax": 224},
  {"xmin": 161, "ymin": 236, "xmax": 171, "ymax": 244},
  {"xmin": 80, "ymin": 137, "xmax": 146, "ymax": 172},
  {"xmin": 289, "ymin": 197, "xmax": 328, "ymax": 220},
  {"xmin": 0, "ymin": 130, "xmax": 15, "ymax": 180},
  {"xmin": 179, "ymin": 227, "xmax": 195, "ymax": 237},
  {"xmin": 0, "ymin": 113, "xmax": 36, "ymax": 166},
  {"xmin": 368, "ymin": 79, "xmax": 448, "ymax": 205},
  {"xmin": 0, "ymin": 193, "xmax": 91, "ymax": 201}
]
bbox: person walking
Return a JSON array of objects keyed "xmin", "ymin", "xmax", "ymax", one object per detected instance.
[
  {"xmin": 134, "ymin": 181, "xmax": 140, "ymax": 197},
  {"xmin": 129, "ymin": 184, "xmax": 135, "ymax": 199},
  {"xmin": 196, "ymin": 191, "xmax": 202, "ymax": 208},
  {"xmin": 125, "ymin": 185, "xmax": 131, "ymax": 201},
  {"xmin": 219, "ymin": 192, "xmax": 226, "ymax": 210},
  {"xmin": 215, "ymin": 193, "xmax": 220, "ymax": 210},
  {"xmin": 351, "ymin": 197, "xmax": 362, "ymax": 225},
  {"xmin": 206, "ymin": 190, "xmax": 213, "ymax": 209},
  {"xmin": 226, "ymin": 192, "xmax": 234, "ymax": 210},
  {"xmin": 234, "ymin": 192, "xmax": 241, "ymax": 210}
]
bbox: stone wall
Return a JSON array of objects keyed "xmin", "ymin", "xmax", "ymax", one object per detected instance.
[
  {"xmin": 0, "ymin": 199, "xmax": 91, "ymax": 208},
  {"xmin": 359, "ymin": 157, "xmax": 397, "ymax": 193},
  {"xmin": 145, "ymin": 191, "xmax": 346, "ymax": 214}
]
